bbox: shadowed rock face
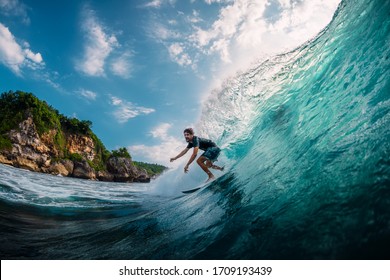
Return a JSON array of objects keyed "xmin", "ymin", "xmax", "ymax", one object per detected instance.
[
  {"xmin": 106, "ymin": 157, "xmax": 151, "ymax": 183},
  {"xmin": 0, "ymin": 116, "xmax": 150, "ymax": 183},
  {"xmin": 107, "ymin": 157, "xmax": 138, "ymax": 182},
  {"xmin": 72, "ymin": 160, "xmax": 96, "ymax": 180}
]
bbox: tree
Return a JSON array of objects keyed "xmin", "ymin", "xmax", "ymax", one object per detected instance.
[{"xmin": 111, "ymin": 147, "xmax": 131, "ymax": 159}]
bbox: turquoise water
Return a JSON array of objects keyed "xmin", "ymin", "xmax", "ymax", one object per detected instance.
[{"xmin": 1, "ymin": 0, "xmax": 389, "ymax": 259}]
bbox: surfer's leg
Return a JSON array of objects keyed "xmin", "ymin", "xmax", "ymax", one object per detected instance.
[
  {"xmin": 211, "ymin": 164, "xmax": 224, "ymax": 171},
  {"xmin": 205, "ymin": 160, "xmax": 224, "ymax": 171},
  {"xmin": 202, "ymin": 147, "xmax": 222, "ymax": 173},
  {"xmin": 197, "ymin": 156, "xmax": 215, "ymax": 180}
]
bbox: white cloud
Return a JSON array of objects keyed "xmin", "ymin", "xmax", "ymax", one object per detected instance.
[
  {"xmin": 204, "ymin": 0, "xmax": 233, "ymax": 4},
  {"xmin": 188, "ymin": 10, "xmax": 202, "ymax": 24},
  {"xmin": 150, "ymin": 0, "xmax": 339, "ymax": 74},
  {"xmin": 141, "ymin": 0, "xmax": 177, "ymax": 9},
  {"xmin": 24, "ymin": 49, "xmax": 43, "ymax": 63},
  {"xmin": 76, "ymin": 7, "xmax": 118, "ymax": 77},
  {"xmin": 0, "ymin": 23, "xmax": 44, "ymax": 75},
  {"xmin": 144, "ymin": 0, "xmax": 163, "ymax": 8},
  {"xmin": 109, "ymin": 95, "xmax": 155, "ymax": 123},
  {"xmin": 129, "ymin": 122, "xmax": 183, "ymax": 165},
  {"xmin": 150, "ymin": 122, "xmax": 172, "ymax": 138},
  {"xmin": 191, "ymin": 0, "xmax": 340, "ymax": 70},
  {"xmin": 168, "ymin": 43, "xmax": 192, "ymax": 66},
  {"xmin": 110, "ymin": 51, "xmax": 133, "ymax": 79},
  {"xmin": 77, "ymin": 89, "xmax": 97, "ymax": 101},
  {"xmin": 189, "ymin": 0, "xmax": 266, "ymax": 64},
  {"xmin": 0, "ymin": 0, "xmax": 30, "ymax": 24},
  {"xmin": 111, "ymin": 96, "xmax": 122, "ymax": 106},
  {"xmin": 149, "ymin": 22, "xmax": 180, "ymax": 41}
]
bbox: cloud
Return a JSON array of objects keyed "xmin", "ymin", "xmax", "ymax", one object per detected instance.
[
  {"xmin": 168, "ymin": 19, "xmax": 178, "ymax": 25},
  {"xmin": 147, "ymin": 22, "xmax": 193, "ymax": 67},
  {"xmin": 142, "ymin": 0, "xmax": 177, "ymax": 9},
  {"xmin": 187, "ymin": 10, "xmax": 202, "ymax": 24},
  {"xmin": 109, "ymin": 95, "xmax": 155, "ymax": 123},
  {"xmin": 76, "ymin": 6, "xmax": 139, "ymax": 79},
  {"xmin": 43, "ymin": 73, "xmax": 61, "ymax": 90},
  {"xmin": 76, "ymin": 7, "xmax": 119, "ymax": 77},
  {"xmin": 191, "ymin": 0, "xmax": 340, "ymax": 68},
  {"xmin": 110, "ymin": 51, "xmax": 133, "ymax": 79},
  {"xmin": 143, "ymin": 0, "xmax": 163, "ymax": 8},
  {"xmin": 150, "ymin": 122, "xmax": 172, "ymax": 138},
  {"xmin": 168, "ymin": 43, "xmax": 192, "ymax": 66},
  {"xmin": 149, "ymin": 0, "xmax": 339, "ymax": 74},
  {"xmin": 128, "ymin": 122, "xmax": 183, "ymax": 165},
  {"xmin": 0, "ymin": 23, "xmax": 44, "ymax": 75},
  {"xmin": 204, "ymin": 0, "xmax": 233, "ymax": 4},
  {"xmin": 0, "ymin": 0, "xmax": 30, "ymax": 24},
  {"xmin": 189, "ymin": 0, "xmax": 266, "ymax": 64},
  {"xmin": 77, "ymin": 89, "xmax": 97, "ymax": 101},
  {"xmin": 148, "ymin": 22, "xmax": 181, "ymax": 41},
  {"xmin": 24, "ymin": 49, "xmax": 43, "ymax": 63}
]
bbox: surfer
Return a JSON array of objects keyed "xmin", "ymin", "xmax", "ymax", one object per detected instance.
[{"xmin": 170, "ymin": 128, "xmax": 224, "ymax": 182}]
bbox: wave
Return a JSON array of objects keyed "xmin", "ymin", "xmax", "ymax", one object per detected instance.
[{"xmin": 1, "ymin": 0, "xmax": 389, "ymax": 259}]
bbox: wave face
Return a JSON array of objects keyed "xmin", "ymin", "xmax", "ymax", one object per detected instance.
[{"xmin": 1, "ymin": 0, "xmax": 390, "ymax": 259}]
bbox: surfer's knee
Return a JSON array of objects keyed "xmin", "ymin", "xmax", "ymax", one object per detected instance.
[{"xmin": 197, "ymin": 156, "xmax": 205, "ymax": 165}]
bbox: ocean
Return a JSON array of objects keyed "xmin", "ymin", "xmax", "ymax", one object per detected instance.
[{"xmin": 1, "ymin": 0, "xmax": 389, "ymax": 259}]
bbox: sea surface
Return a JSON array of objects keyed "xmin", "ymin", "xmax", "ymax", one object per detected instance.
[{"xmin": 1, "ymin": 0, "xmax": 389, "ymax": 259}]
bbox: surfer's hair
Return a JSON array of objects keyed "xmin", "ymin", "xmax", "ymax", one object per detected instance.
[{"xmin": 184, "ymin": 128, "xmax": 194, "ymax": 135}]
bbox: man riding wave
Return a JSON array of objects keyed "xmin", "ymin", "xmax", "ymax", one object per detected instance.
[{"xmin": 170, "ymin": 128, "xmax": 224, "ymax": 182}]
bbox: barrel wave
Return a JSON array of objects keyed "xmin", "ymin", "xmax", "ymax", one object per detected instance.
[{"xmin": 1, "ymin": 0, "xmax": 389, "ymax": 259}]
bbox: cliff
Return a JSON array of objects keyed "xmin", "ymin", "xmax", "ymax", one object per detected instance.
[{"xmin": 0, "ymin": 91, "xmax": 166, "ymax": 182}]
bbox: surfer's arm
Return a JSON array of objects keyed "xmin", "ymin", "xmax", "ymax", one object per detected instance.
[
  {"xmin": 170, "ymin": 148, "xmax": 190, "ymax": 162},
  {"xmin": 184, "ymin": 147, "xmax": 199, "ymax": 173}
]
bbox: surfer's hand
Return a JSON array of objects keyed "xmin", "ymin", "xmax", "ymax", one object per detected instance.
[
  {"xmin": 184, "ymin": 165, "xmax": 189, "ymax": 173},
  {"xmin": 170, "ymin": 157, "xmax": 175, "ymax": 162}
]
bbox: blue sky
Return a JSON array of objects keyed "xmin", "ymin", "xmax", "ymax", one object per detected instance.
[{"xmin": 0, "ymin": 0, "xmax": 339, "ymax": 165}]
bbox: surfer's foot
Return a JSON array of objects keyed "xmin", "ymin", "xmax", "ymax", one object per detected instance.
[
  {"xmin": 206, "ymin": 173, "xmax": 215, "ymax": 182},
  {"xmin": 205, "ymin": 177, "xmax": 214, "ymax": 183}
]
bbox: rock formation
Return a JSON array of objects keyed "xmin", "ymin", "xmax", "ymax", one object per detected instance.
[{"xmin": 0, "ymin": 115, "xmax": 151, "ymax": 183}]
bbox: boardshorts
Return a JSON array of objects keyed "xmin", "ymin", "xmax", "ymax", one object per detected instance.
[{"xmin": 201, "ymin": 147, "xmax": 221, "ymax": 162}]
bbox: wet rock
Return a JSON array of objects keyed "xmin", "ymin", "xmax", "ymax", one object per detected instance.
[
  {"xmin": 48, "ymin": 159, "xmax": 74, "ymax": 176},
  {"xmin": 106, "ymin": 157, "xmax": 138, "ymax": 182},
  {"xmin": 96, "ymin": 170, "xmax": 114, "ymax": 182},
  {"xmin": 72, "ymin": 160, "xmax": 96, "ymax": 180}
]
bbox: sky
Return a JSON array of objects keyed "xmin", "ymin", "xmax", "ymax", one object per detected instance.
[{"xmin": 0, "ymin": 0, "xmax": 340, "ymax": 166}]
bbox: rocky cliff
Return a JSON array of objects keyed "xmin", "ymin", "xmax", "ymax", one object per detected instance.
[
  {"xmin": 0, "ymin": 115, "xmax": 150, "ymax": 182},
  {"xmin": 0, "ymin": 91, "xmax": 161, "ymax": 183}
]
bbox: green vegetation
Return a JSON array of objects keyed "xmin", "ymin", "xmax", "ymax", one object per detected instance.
[
  {"xmin": 60, "ymin": 116, "xmax": 92, "ymax": 135},
  {"xmin": 0, "ymin": 135, "xmax": 12, "ymax": 150},
  {"xmin": 133, "ymin": 161, "xmax": 168, "ymax": 177},
  {"xmin": 0, "ymin": 90, "xmax": 60, "ymax": 135},
  {"xmin": 111, "ymin": 147, "xmax": 131, "ymax": 159},
  {"xmin": 68, "ymin": 153, "xmax": 84, "ymax": 162},
  {"xmin": 111, "ymin": 147, "xmax": 167, "ymax": 176},
  {"xmin": 0, "ymin": 90, "xmax": 111, "ymax": 166},
  {"xmin": 0, "ymin": 90, "xmax": 167, "ymax": 177}
]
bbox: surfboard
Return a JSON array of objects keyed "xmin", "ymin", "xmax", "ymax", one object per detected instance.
[
  {"xmin": 182, "ymin": 187, "xmax": 202, "ymax": 194},
  {"xmin": 182, "ymin": 182, "xmax": 209, "ymax": 194}
]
